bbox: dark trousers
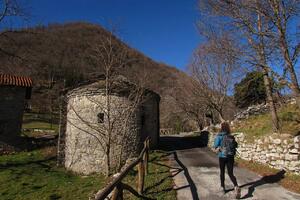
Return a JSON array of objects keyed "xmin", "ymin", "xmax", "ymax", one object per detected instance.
[{"xmin": 219, "ymin": 157, "xmax": 238, "ymax": 187}]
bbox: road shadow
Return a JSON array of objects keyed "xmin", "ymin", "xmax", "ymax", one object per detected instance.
[
  {"xmin": 173, "ymin": 151, "xmax": 200, "ymax": 200},
  {"xmin": 150, "ymin": 151, "xmax": 200, "ymax": 200},
  {"xmin": 155, "ymin": 131, "xmax": 213, "ymax": 200},
  {"xmin": 240, "ymin": 170, "xmax": 286, "ymax": 199},
  {"xmin": 159, "ymin": 131, "xmax": 209, "ymax": 151}
]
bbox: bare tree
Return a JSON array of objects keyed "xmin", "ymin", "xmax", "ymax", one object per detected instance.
[
  {"xmin": 64, "ymin": 29, "xmax": 148, "ymax": 177},
  {"xmin": 259, "ymin": 0, "xmax": 300, "ymax": 109},
  {"xmin": 173, "ymin": 82, "xmax": 209, "ymax": 130},
  {"xmin": 199, "ymin": 0, "xmax": 281, "ymax": 132},
  {"xmin": 189, "ymin": 34, "xmax": 239, "ymax": 122}
]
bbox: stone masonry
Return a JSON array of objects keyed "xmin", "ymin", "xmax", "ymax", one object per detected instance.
[
  {"xmin": 61, "ymin": 79, "xmax": 160, "ymax": 175},
  {"xmin": 208, "ymin": 131, "xmax": 300, "ymax": 175}
]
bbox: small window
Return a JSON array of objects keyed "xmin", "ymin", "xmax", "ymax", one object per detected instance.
[{"xmin": 97, "ymin": 113, "xmax": 104, "ymax": 123}]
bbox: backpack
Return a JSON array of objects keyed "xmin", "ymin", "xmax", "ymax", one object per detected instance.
[{"xmin": 221, "ymin": 134, "xmax": 237, "ymax": 157}]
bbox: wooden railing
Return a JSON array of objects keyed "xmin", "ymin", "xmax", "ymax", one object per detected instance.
[{"xmin": 94, "ymin": 137, "xmax": 151, "ymax": 200}]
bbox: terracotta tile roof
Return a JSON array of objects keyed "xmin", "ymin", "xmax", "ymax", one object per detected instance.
[{"xmin": 0, "ymin": 74, "xmax": 33, "ymax": 87}]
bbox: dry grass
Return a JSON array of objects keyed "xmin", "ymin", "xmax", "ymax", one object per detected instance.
[{"xmin": 233, "ymin": 104, "xmax": 300, "ymax": 140}]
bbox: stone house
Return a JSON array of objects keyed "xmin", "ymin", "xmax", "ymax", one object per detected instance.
[
  {"xmin": 58, "ymin": 77, "xmax": 160, "ymax": 175},
  {"xmin": 0, "ymin": 74, "xmax": 32, "ymax": 151}
]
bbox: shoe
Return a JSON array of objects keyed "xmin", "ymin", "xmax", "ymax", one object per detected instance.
[{"xmin": 235, "ymin": 186, "xmax": 241, "ymax": 199}]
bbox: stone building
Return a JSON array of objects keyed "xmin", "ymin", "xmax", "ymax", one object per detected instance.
[
  {"xmin": 58, "ymin": 77, "xmax": 160, "ymax": 175},
  {"xmin": 0, "ymin": 74, "xmax": 32, "ymax": 151}
]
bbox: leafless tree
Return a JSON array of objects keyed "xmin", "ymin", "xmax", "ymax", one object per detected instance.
[
  {"xmin": 64, "ymin": 29, "xmax": 148, "ymax": 177},
  {"xmin": 198, "ymin": 0, "xmax": 281, "ymax": 132},
  {"xmin": 257, "ymin": 0, "xmax": 300, "ymax": 109},
  {"xmin": 189, "ymin": 34, "xmax": 239, "ymax": 122},
  {"xmin": 173, "ymin": 82, "xmax": 209, "ymax": 130}
]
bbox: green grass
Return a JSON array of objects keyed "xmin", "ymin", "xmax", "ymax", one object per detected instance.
[
  {"xmin": 0, "ymin": 147, "xmax": 105, "ymax": 200},
  {"xmin": 124, "ymin": 151, "xmax": 176, "ymax": 200},
  {"xmin": 22, "ymin": 122, "xmax": 59, "ymax": 131},
  {"xmin": 0, "ymin": 148, "xmax": 176, "ymax": 200},
  {"xmin": 233, "ymin": 104, "xmax": 300, "ymax": 140},
  {"xmin": 22, "ymin": 113, "xmax": 59, "ymax": 137}
]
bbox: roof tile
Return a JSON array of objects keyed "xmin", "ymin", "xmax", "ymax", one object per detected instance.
[{"xmin": 0, "ymin": 74, "xmax": 33, "ymax": 87}]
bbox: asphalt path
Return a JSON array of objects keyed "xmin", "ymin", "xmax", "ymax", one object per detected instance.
[{"xmin": 159, "ymin": 134, "xmax": 300, "ymax": 200}]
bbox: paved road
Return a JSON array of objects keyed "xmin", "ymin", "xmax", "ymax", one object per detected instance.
[{"xmin": 159, "ymin": 134, "xmax": 300, "ymax": 200}]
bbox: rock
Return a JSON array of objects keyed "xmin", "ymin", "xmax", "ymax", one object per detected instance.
[
  {"xmin": 279, "ymin": 153, "xmax": 284, "ymax": 159},
  {"xmin": 291, "ymin": 154, "xmax": 300, "ymax": 161},
  {"xmin": 289, "ymin": 161, "xmax": 300, "ymax": 167},
  {"xmin": 264, "ymin": 137, "xmax": 270, "ymax": 143},
  {"xmin": 270, "ymin": 161, "xmax": 276, "ymax": 166},
  {"xmin": 275, "ymin": 160, "xmax": 284, "ymax": 166},
  {"xmin": 276, "ymin": 147, "xmax": 283, "ymax": 153},
  {"xmin": 257, "ymin": 139, "xmax": 263, "ymax": 144},
  {"xmin": 271, "ymin": 153, "xmax": 280, "ymax": 159},
  {"xmin": 295, "ymin": 143, "xmax": 300, "ymax": 149},
  {"xmin": 259, "ymin": 155, "xmax": 267, "ymax": 160},
  {"xmin": 256, "ymin": 146, "xmax": 262, "ymax": 152},
  {"xmin": 285, "ymin": 154, "xmax": 293, "ymax": 161},
  {"xmin": 241, "ymin": 152, "xmax": 249, "ymax": 158},
  {"xmin": 283, "ymin": 139, "xmax": 288, "ymax": 145},
  {"xmin": 273, "ymin": 138, "xmax": 281, "ymax": 145},
  {"xmin": 288, "ymin": 166, "xmax": 296, "ymax": 171},
  {"xmin": 294, "ymin": 136, "xmax": 300, "ymax": 143},
  {"xmin": 289, "ymin": 148, "xmax": 299, "ymax": 154}
]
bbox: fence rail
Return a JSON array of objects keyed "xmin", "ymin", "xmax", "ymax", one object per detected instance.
[{"xmin": 94, "ymin": 137, "xmax": 151, "ymax": 200}]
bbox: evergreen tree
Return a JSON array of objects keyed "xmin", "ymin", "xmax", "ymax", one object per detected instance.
[{"xmin": 234, "ymin": 71, "xmax": 266, "ymax": 108}]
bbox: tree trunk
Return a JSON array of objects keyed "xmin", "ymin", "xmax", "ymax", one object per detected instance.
[
  {"xmin": 262, "ymin": 70, "xmax": 280, "ymax": 133},
  {"xmin": 257, "ymin": 9, "xmax": 280, "ymax": 133},
  {"xmin": 216, "ymin": 108, "xmax": 225, "ymax": 123},
  {"xmin": 105, "ymin": 147, "xmax": 111, "ymax": 177}
]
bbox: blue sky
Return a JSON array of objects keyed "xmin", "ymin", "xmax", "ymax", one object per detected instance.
[{"xmin": 23, "ymin": 0, "xmax": 201, "ymax": 70}]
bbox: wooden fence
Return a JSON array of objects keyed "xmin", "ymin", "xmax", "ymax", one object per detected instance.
[{"xmin": 94, "ymin": 138, "xmax": 151, "ymax": 200}]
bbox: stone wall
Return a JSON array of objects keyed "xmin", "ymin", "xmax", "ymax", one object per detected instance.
[
  {"xmin": 0, "ymin": 86, "xmax": 27, "ymax": 151},
  {"xmin": 234, "ymin": 103, "xmax": 269, "ymax": 121},
  {"xmin": 65, "ymin": 93, "xmax": 141, "ymax": 175},
  {"xmin": 63, "ymin": 85, "xmax": 159, "ymax": 175},
  {"xmin": 208, "ymin": 131, "xmax": 300, "ymax": 175}
]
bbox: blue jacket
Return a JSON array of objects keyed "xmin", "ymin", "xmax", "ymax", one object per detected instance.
[{"xmin": 213, "ymin": 132, "xmax": 227, "ymax": 158}]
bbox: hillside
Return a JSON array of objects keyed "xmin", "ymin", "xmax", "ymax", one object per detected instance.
[
  {"xmin": 0, "ymin": 22, "xmax": 194, "ymax": 128},
  {"xmin": 232, "ymin": 102, "xmax": 300, "ymax": 140}
]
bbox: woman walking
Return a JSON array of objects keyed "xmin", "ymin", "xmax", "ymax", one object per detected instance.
[{"xmin": 213, "ymin": 121, "xmax": 241, "ymax": 199}]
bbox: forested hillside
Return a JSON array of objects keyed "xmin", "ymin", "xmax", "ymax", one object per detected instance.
[{"xmin": 0, "ymin": 22, "xmax": 194, "ymax": 129}]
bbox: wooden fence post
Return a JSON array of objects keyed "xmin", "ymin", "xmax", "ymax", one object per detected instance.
[
  {"xmin": 143, "ymin": 140, "xmax": 149, "ymax": 176},
  {"xmin": 137, "ymin": 161, "xmax": 145, "ymax": 194},
  {"xmin": 112, "ymin": 183, "xmax": 123, "ymax": 200}
]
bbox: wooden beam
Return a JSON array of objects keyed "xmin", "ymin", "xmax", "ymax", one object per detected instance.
[{"xmin": 137, "ymin": 161, "xmax": 145, "ymax": 194}]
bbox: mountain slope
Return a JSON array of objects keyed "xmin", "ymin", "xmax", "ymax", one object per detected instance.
[{"xmin": 0, "ymin": 22, "xmax": 194, "ymax": 128}]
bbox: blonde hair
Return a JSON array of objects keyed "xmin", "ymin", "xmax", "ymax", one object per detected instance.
[{"xmin": 220, "ymin": 121, "xmax": 231, "ymax": 134}]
